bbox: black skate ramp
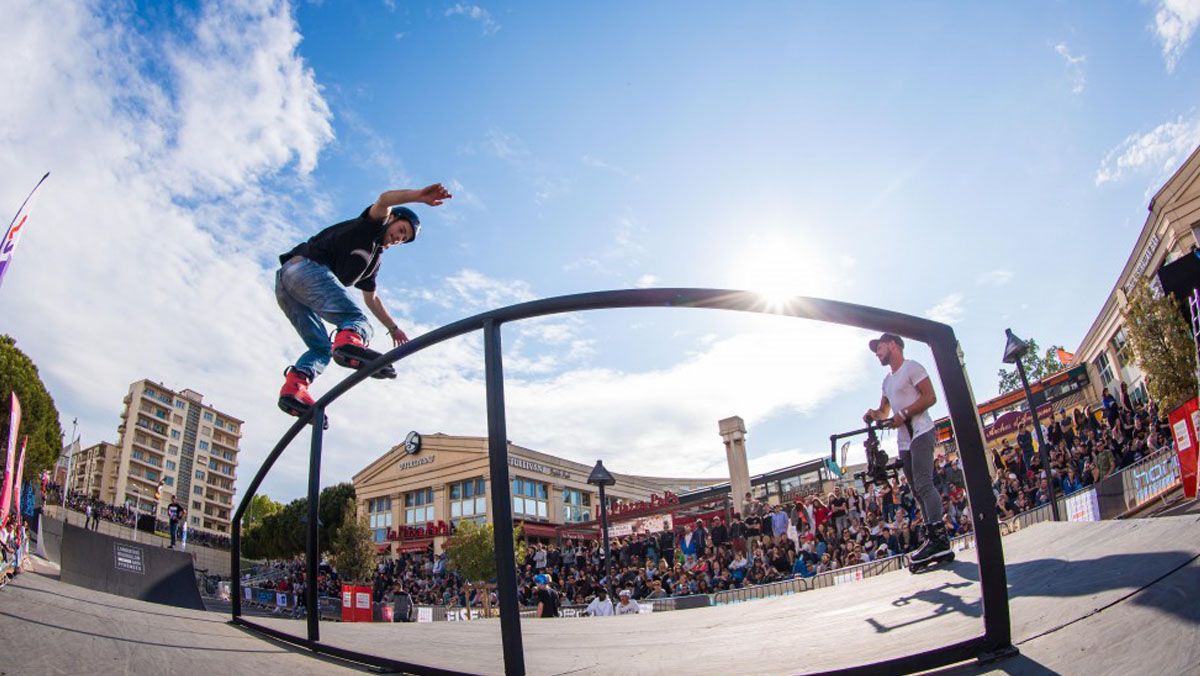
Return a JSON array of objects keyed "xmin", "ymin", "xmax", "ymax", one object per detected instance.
[
  {"xmin": 1, "ymin": 516, "xmax": 1196, "ymax": 675},
  {"xmin": 59, "ymin": 521, "xmax": 205, "ymax": 611}
]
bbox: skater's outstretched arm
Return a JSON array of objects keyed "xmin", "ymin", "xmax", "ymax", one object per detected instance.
[
  {"xmin": 363, "ymin": 290, "xmax": 410, "ymax": 347},
  {"xmin": 368, "ymin": 184, "xmax": 453, "ymax": 220}
]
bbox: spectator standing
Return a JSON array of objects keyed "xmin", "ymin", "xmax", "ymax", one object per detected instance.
[
  {"xmin": 166, "ymin": 496, "xmax": 184, "ymax": 549},
  {"xmin": 584, "ymin": 588, "xmax": 614, "ymax": 616},
  {"xmin": 534, "ymin": 574, "xmax": 559, "ymax": 618},
  {"xmin": 615, "ymin": 589, "xmax": 639, "ymax": 615}
]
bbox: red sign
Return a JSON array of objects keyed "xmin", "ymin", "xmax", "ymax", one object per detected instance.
[
  {"xmin": 388, "ymin": 520, "xmax": 455, "ymax": 541},
  {"xmin": 1168, "ymin": 398, "xmax": 1198, "ymax": 500},
  {"xmin": 610, "ymin": 492, "xmax": 678, "ymax": 518}
]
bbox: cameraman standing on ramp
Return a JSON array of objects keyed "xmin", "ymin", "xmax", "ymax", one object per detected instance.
[{"xmin": 862, "ymin": 333, "xmax": 949, "ymax": 566}]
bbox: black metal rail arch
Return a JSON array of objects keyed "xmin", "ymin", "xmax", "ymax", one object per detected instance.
[{"xmin": 229, "ymin": 288, "xmax": 1017, "ymax": 675}]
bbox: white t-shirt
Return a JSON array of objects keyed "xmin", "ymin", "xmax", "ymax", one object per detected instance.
[
  {"xmin": 882, "ymin": 359, "xmax": 935, "ymax": 450},
  {"xmin": 585, "ymin": 597, "xmax": 614, "ymax": 616},
  {"xmin": 615, "ymin": 599, "xmax": 640, "ymax": 615}
]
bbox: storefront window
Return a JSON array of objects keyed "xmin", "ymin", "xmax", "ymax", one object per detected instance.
[
  {"xmin": 1095, "ymin": 353, "xmax": 1115, "ymax": 390},
  {"xmin": 1111, "ymin": 327, "xmax": 1133, "ymax": 368},
  {"xmin": 368, "ymin": 497, "xmax": 392, "ymax": 543},
  {"xmin": 449, "ymin": 478, "xmax": 487, "ymax": 524},
  {"xmin": 511, "ymin": 477, "xmax": 548, "ymax": 519},
  {"xmin": 562, "ymin": 488, "xmax": 591, "ymax": 523},
  {"xmin": 404, "ymin": 488, "xmax": 434, "ymax": 524}
]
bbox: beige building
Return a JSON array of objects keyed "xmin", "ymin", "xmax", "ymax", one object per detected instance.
[
  {"xmin": 114, "ymin": 380, "xmax": 242, "ymax": 535},
  {"xmin": 67, "ymin": 441, "xmax": 121, "ymax": 503},
  {"xmin": 353, "ymin": 433, "xmax": 718, "ymax": 556},
  {"xmin": 1073, "ymin": 145, "xmax": 1200, "ymax": 406}
]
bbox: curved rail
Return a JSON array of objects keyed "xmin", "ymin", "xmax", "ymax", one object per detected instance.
[{"xmin": 230, "ymin": 288, "xmax": 1016, "ymax": 675}]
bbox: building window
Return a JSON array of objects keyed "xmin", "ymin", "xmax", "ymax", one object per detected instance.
[
  {"xmin": 164, "ymin": 476, "xmax": 174, "ymax": 486},
  {"xmin": 191, "ymin": 516, "xmax": 200, "ymax": 525},
  {"xmin": 132, "ymin": 449, "xmax": 144, "ymax": 461},
  {"xmin": 175, "ymin": 400, "xmax": 185, "ymax": 409},
  {"xmin": 193, "ymin": 486, "xmax": 203, "ymax": 495},
  {"xmin": 223, "ymin": 450, "xmax": 234, "ymax": 461},
  {"xmin": 449, "ymin": 478, "xmax": 487, "ymax": 522},
  {"xmin": 195, "ymin": 470, "xmax": 205, "ymax": 480},
  {"xmin": 1095, "ymin": 353, "xmax": 1115, "ymax": 390},
  {"xmin": 169, "ymin": 445, "xmax": 179, "ymax": 455},
  {"xmin": 511, "ymin": 477, "xmax": 548, "ymax": 519},
  {"xmin": 171, "ymin": 430, "xmax": 180, "ymax": 439},
  {"xmin": 368, "ymin": 497, "xmax": 393, "ymax": 543},
  {"xmin": 1112, "ymin": 327, "xmax": 1134, "ymax": 368},
  {"xmin": 404, "ymin": 488, "xmax": 434, "ymax": 524},
  {"xmin": 172, "ymin": 414, "xmax": 183, "ymax": 425},
  {"xmin": 198, "ymin": 440, "xmax": 209, "ymax": 451},
  {"xmin": 562, "ymin": 488, "xmax": 591, "ymax": 523},
  {"xmin": 203, "ymin": 411, "xmax": 214, "ymax": 422},
  {"xmin": 145, "ymin": 470, "xmax": 158, "ymax": 481}
]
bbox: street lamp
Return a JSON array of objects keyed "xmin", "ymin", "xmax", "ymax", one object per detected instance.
[
  {"xmin": 586, "ymin": 460, "xmax": 616, "ymax": 597},
  {"xmin": 1003, "ymin": 328, "xmax": 1060, "ymax": 521}
]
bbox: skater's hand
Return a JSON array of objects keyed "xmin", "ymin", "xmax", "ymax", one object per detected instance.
[
  {"xmin": 388, "ymin": 326, "xmax": 410, "ymax": 347},
  {"xmin": 862, "ymin": 410, "xmax": 876, "ymax": 424},
  {"xmin": 417, "ymin": 183, "xmax": 452, "ymax": 206}
]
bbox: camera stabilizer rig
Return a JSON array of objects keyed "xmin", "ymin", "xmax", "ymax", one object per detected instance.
[{"xmin": 830, "ymin": 421, "xmax": 907, "ymax": 486}]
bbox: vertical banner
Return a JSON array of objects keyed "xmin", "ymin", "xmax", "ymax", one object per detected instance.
[
  {"xmin": 12, "ymin": 437, "xmax": 27, "ymax": 529},
  {"xmin": 1168, "ymin": 398, "xmax": 1198, "ymax": 500},
  {"xmin": 0, "ymin": 172, "xmax": 50, "ymax": 290},
  {"xmin": 1, "ymin": 392, "xmax": 21, "ymax": 525}
]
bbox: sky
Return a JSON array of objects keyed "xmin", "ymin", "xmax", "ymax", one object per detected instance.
[{"xmin": 2, "ymin": 0, "xmax": 1200, "ymax": 503}]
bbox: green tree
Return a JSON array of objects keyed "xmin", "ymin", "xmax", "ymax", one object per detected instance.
[
  {"xmin": 240, "ymin": 483, "xmax": 356, "ymax": 560},
  {"xmin": 444, "ymin": 521, "xmax": 526, "ymax": 618},
  {"xmin": 997, "ymin": 338, "xmax": 1066, "ymax": 394},
  {"xmin": 1122, "ymin": 279, "xmax": 1197, "ymax": 410},
  {"xmin": 0, "ymin": 335, "xmax": 64, "ymax": 481},
  {"xmin": 241, "ymin": 494, "xmax": 282, "ymax": 532},
  {"xmin": 331, "ymin": 497, "xmax": 376, "ymax": 585}
]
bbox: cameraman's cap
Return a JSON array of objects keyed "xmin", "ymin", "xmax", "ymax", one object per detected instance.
[{"xmin": 868, "ymin": 333, "xmax": 904, "ymax": 352}]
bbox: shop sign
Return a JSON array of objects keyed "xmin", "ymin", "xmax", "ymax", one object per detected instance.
[
  {"xmin": 388, "ymin": 520, "xmax": 456, "ymax": 541},
  {"xmin": 398, "ymin": 454, "xmax": 436, "ymax": 470},
  {"xmin": 610, "ymin": 491, "xmax": 678, "ymax": 518},
  {"xmin": 1124, "ymin": 232, "xmax": 1161, "ymax": 294},
  {"xmin": 508, "ymin": 456, "xmax": 571, "ymax": 479}
]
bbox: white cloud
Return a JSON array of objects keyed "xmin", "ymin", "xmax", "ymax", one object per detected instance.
[
  {"xmin": 1154, "ymin": 0, "xmax": 1200, "ymax": 72},
  {"xmin": 1095, "ymin": 114, "xmax": 1200, "ymax": 186},
  {"xmin": 1054, "ymin": 43, "xmax": 1086, "ymax": 94},
  {"xmin": 924, "ymin": 293, "xmax": 965, "ymax": 325},
  {"xmin": 976, "ymin": 269, "xmax": 1013, "ymax": 287},
  {"xmin": 565, "ymin": 211, "xmax": 647, "ymax": 276},
  {"xmin": 445, "ymin": 3, "xmax": 500, "ymax": 35},
  {"xmin": 0, "ymin": 0, "xmax": 338, "ymax": 499},
  {"xmin": 635, "ymin": 274, "xmax": 660, "ymax": 288},
  {"xmin": 502, "ymin": 324, "xmax": 873, "ymax": 477}
]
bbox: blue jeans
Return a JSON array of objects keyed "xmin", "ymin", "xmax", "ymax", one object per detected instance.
[{"xmin": 275, "ymin": 257, "xmax": 372, "ymax": 380}]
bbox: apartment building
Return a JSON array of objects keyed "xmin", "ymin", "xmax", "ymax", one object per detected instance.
[
  {"xmin": 67, "ymin": 441, "xmax": 121, "ymax": 503},
  {"xmin": 115, "ymin": 379, "xmax": 241, "ymax": 535}
]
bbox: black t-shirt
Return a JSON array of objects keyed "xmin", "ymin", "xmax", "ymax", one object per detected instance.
[
  {"xmin": 167, "ymin": 502, "xmax": 182, "ymax": 521},
  {"xmin": 536, "ymin": 587, "xmax": 559, "ymax": 618},
  {"xmin": 280, "ymin": 207, "xmax": 386, "ymax": 292},
  {"xmin": 830, "ymin": 497, "xmax": 848, "ymax": 516}
]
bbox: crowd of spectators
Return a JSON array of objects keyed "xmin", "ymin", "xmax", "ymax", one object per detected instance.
[
  {"xmin": 991, "ymin": 389, "xmax": 1173, "ymax": 520},
  {"xmin": 44, "ymin": 484, "xmax": 233, "ymax": 550},
  {"xmin": 247, "ymin": 390, "xmax": 1177, "ymax": 617}
]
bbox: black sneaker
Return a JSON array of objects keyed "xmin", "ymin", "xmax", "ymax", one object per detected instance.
[{"xmin": 910, "ymin": 525, "xmax": 951, "ymax": 563}]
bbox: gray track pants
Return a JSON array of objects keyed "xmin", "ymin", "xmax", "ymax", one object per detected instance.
[{"xmin": 900, "ymin": 430, "xmax": 944, "ymax": 524}]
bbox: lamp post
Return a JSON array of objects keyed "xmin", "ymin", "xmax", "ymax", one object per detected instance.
[
  {"xmin": 586, "ymin": 460, "xmax": 616, "ymax": 597},
  {"xmin": 1003, "ymin": 328, "xmax": 1060, "ymax": 521}
]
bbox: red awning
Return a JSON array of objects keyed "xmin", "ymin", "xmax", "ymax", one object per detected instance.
[
  {"xmin": 396, "ymin": 539, "xmax": 433, "ymax": 553},
  {"xmin": 376, "ymin": 544, "xmax": 392, "ymax": 554},
  {"xmin": 519, "ymin": 522, "xmax": 559, "ymax": 538}
]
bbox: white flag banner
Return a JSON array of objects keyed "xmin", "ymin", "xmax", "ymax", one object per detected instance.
[{"xmin": 0, "ymin": 172, "xmax": 50, "ymax": 290}]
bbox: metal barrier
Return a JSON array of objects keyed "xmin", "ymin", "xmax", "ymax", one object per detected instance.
[{"xmin": 229, "ymin": 288, "xmax": 1014, "ymax": 675}]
